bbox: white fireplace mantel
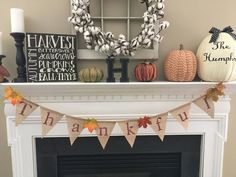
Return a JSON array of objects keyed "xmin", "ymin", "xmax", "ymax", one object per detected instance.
[{"xmin": 1, "ymin": 82, "xmax": 236, "ymax": 177}]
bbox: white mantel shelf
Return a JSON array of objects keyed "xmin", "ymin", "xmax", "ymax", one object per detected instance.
[{"xmin": 1, "ymin": 82, "xmax": 236, "ymax": 97}]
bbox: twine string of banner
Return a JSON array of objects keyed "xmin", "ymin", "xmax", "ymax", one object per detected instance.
[{"xmin": 4, "ymin": 83, "xmax": 225, "ymax": 149}]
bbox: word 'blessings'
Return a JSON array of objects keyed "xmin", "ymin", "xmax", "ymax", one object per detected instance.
[{"xmin": 26, "ymin": 33, "xmax": 78, "ymax": 82}]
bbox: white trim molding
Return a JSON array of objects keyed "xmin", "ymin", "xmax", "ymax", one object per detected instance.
[{"xmin": 1, "ymin": 82, "xmax": 236, "ymax": 177}]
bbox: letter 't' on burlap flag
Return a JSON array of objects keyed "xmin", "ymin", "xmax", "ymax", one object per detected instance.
[
  {"xmin": 66, "ymin": 116, "xmax": 85, "ymax": 145},
  {"xmin": 170, "ymin": 103, "xmax": 191, "ymax": 130},
  {"xmin": 95, "ymin": 122, "xmax": 116, "ymax": 149},
  {"xmin": 150, "ymin": 113, "xmax": 168, "ymax": 141},
  {"xmin": 15, "ymin": 99, "xmax": 38, "ymax": 126},
  {"xmin": 193, "ymin": 96, "xmax": 214, "ymax": 118},
  {"xmin": 41, "ymin": 107, "xmax": 63, "ymax": 137},
  {"xmin": 118, "ymin": 121, "xmax": 139, "ymax": 148}
]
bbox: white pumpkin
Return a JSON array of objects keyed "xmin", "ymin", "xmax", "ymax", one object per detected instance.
[{"xmin": 197, "ymin": 32, "xmax": 236, "ymax": 81}]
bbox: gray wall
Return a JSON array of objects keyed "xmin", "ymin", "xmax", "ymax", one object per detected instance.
[{"xmin": 0, "ymin": 0, "xmax": 236, "ymax": 177}]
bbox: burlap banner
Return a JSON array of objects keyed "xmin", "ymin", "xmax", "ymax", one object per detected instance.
[
  {"xmin": 170, "ymin": 103, "xmax": 191, "ymax": 130},
  {"xmin": 15, "ymin": 99, "xmax": 38, "ymax": 126},
  {"xmin": 150, "ymin": 113, "xmax": 168, "ymax": 141},
  {"xmin": 95, "ymin": 122, "xmax": 116, "ymax": 149},
  {"xmin": 5, "ymin": 82, "xmax": 224, "ymax": 148},
  {"xmin": 41, "ymin": 107, "xmax": 64, "ymax": 136},
  {"xmin": 118, "ymin": 121, "xmax": 139, "ymax": 147},
  {"xmin": 193, "ymin": 96, "xmax": 214, "ymax": 118},
  {"xmin": 66, "ymin": 116, "xmax": 85, "ymax": 145}
]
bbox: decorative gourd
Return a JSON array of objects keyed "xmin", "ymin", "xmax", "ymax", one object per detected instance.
[
  {"xmin": 164, "ymin": 44, "xmax": 197, "ymax": 81},
  {"xmin": 0, "ymin": 65, "xmax": 10, "ymax": 83},
  {"xmin": 79, "ymin": 67, "xmax": 103, "ymax": 82},
  {"xmin": 134, "ymin": 62, "xmax": 157, "ymax": 82},
  {"xmin": 197, "ymin": 28, "xmax": 236, "ymax": 81}
]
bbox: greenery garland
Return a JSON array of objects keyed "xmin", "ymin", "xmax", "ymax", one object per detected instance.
[{"xmin": 69, "ymin": 0, "xmax": 169, "ymax": 57}]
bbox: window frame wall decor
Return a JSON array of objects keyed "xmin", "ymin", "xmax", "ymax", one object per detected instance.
[{"xmin": 70, "ymin": 0, "xmax": 165, "ymax": 60}]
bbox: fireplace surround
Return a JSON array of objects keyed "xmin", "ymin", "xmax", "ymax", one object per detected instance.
[
  {"xmin": 36, "ymin": 136, "xmax": 201, "ymax": 177},
  {"xmin": 1, "ymin": 82, "xmax": 236, "ymax": 177}
]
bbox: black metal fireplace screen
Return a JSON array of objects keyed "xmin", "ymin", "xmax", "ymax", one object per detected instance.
[{"xmin": 36, "ymin": 136, "xmax": 201, "ymax": 177}]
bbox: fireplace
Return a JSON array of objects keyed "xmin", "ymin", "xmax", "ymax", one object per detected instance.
[
  {"xmin": 36, "ymin": 136, "xmax": 201, "ymax": 177},
  {"xmin": 1, "ymin": 82, "xmax": 235, "ymax": 177}
]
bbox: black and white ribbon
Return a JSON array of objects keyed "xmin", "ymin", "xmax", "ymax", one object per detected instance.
[{"xmin": 209, "ymin": 26, "xmax": 236, "ymax": 43}]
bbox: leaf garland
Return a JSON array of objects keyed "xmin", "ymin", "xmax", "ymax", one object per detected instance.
[
  {"xmin": 84, "ymin": 118, "xmax": 99, "ymax": 133},
  {"xmin": 4, "ymin": 86, "xmax": 23, "ymax": 105},
  {"xmin": 138, "ymin": 116, "xmax": 152, "ymax": 128},
  {"xmin": 206, "ymin": 82, "xmax": 225, "ymax": 102}
]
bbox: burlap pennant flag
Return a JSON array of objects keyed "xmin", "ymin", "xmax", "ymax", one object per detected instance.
[
  {"xmin": 95, "ymin": 122, "xmax": 116, "ymax": 149},
  {"xmin": 150, "ymin": 113, "xmax": 168, "ymax": 141},
  {"xmin": 41, "ymin": 107, "xmax": 64, "ymax": 136},
  {"xmin": 66, "ymin": 116, "xmax": 85, "ymax": 145},
  {"xmin": 193, "ymin": 96, "xmax": 214, "ymax": 118},
  {"xmin": 15, "ymin": 99, "xmax": 38, "ymax": 126},
  {"xmin": 170, "ymin": 103, "xmax": 191, "ymax": 130},
  {"xmin": 118, "ymin": 121, "xmax": 139, "ymax": 147}
]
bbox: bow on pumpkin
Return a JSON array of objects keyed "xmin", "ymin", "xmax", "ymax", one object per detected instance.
[{"xmin": 209, "ymin": 26, "xmax": 236, "ymax": 43}]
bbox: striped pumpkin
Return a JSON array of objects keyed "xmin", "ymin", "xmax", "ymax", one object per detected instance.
[
  {"xmin": 79, "ymin": 67, "xmax": 103, "ymax": 82},
  {"xmin": 135, "ymin": 62, "xmax": 157, "ymax": 82},
  {"xmin": 164, "ymin": 44, "xmax": 197, "ymax": 81}
]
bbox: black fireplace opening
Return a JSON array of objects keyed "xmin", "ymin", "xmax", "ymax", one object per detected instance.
[{"xmin": 36, "ymin": 135, "xmax": 201, "ymax": 177}]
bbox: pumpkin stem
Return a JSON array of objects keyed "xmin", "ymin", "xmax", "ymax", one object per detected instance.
[
  {"xmin": 180, "ymin": 44, "xmax": 184, "ymax": 50},
  {"xmin": 144, "ymin": 59, "xmax": 151, "ymax": 65}
]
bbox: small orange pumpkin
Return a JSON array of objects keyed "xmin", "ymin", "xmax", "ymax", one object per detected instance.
[
  {"xmin": 135, "ymin": 62, "xmax": 157, "ymax": 82},
  {"xmin": 164, "ymin": 44, "xmax": 197, "ymax": 81}
]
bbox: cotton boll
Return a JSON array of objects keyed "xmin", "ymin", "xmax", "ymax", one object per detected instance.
[
  {"xmin": 74, "ymin": 26, "xmax": 80, "ymax": 31},
  {"xmin": 157, "ymin": 3, "xmax": 164, "ymax": 10},
  {"xmin": 101, "ymin": 45, "xmax": 107, "ymax": 52},
  {"xmin": 142, "ymin": 38, "xmax": 151, "ymax": 48},
  {"xmin": 110, "ymin": 41, "xmax": 115, "ymax": 47},
  {"xmin": 158, "ymin": 10, "xmax": 164, "ymax": 17},
  {"xmin": 138, "ymin": 35, "xmax": 143, "ymax": 42},
  {"xmin": 159, "ymin": 21, "xmax": 170, "ymax": 30},
  {"xmin": 115, "ymin": 48, "xmax": 121, "ymax": 55},
  {"xmin": 149, "ymin": 18, "xmax": 154, "ymax": 23},
  {"xmin": 148, "ymin": 6, "xmax": 153, "ymax": 12},
  {"xmin": 119, "ymin": 34, "xmax": 126, "ymax": 41},
  {"xmin": 98, "ymin": 40, "xmax": 102, "ymax": 46},
  {"xmin": 86, "ymin": 44, "xmax": 92, "ymax": 49},
  {"xmin": 130, "ymin": 51, "xmax": 135, "ymax": 56},
  {"xmin": 76, "ymin": 8, "xmax": 83, "ymax": 15},
  {"xmin": 153, "ymin": 14, "xmax": 157, "ymax": 21},
  {"xmin": 78, "ymin": 27, "xmax": 83, "ymax": 33},
  {"xmin": 95, "ymin": 45, "xmax": 99, "ymax": 51},
  {"xmin": 84, "ymin": 30, "xmax": 90, "ymax": 36},
  {"xmin": 106, "ymin": 32, "xmax": 114, "ymax": 39},
  {"xmin": 144, "ymin": 16, "xmax": 149, "ymax": 23},
  {"xmin": 123, "ymin": 41, "xmax": 129, "ymax": 46},
  {"xmin": 105, "ymin": 44, "xmax": 110, "ymax": 51},
  {"xmin": 69, "ymin": 18, "xmax": 76, "ymax": 24}
]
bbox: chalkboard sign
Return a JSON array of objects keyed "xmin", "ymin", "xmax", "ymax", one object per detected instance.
[{"xmin": 26, "ymin": 33, "xmax": 78, "ymax": 82}]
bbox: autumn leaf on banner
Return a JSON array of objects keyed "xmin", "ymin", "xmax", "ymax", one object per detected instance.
[
  {"xmin": 4, "ymin": 86, "xmax": 23, "ymax": 105},
  {"xmin": 84, "ymin": 118, "xmax": 99, "ymax": 133},
  {"xmin": 206, "ymin": 82, "xmax": 225, "ymax": 102},
  {"xmin": 215, "ymin": 82, "xmax": 225, "ymax": 95},
  {"xmin": 138, "ymin": 116, "xmax": 152, "ymax": 128}
]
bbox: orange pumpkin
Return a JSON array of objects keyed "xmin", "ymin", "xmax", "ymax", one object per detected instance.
[
  {"xmin": 135, "ymin": 62, "xmax": 157, "ymax": 82},
  {"xmin": 164, "ymin": 44, "xmax": 197, "ymax": 81}
]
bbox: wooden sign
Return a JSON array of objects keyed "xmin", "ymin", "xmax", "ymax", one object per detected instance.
[{"xmin": 26, "ymin": 33, "xmax": 78, "ymax": 82}]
